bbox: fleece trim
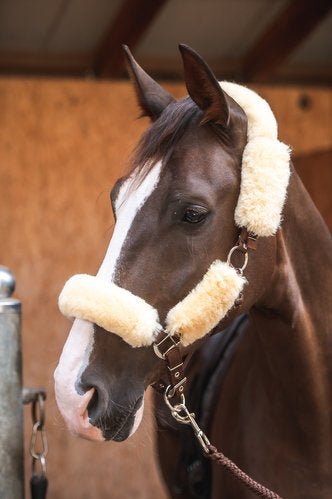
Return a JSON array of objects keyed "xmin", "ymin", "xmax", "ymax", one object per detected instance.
[
  {"xmin": 166, "ymin": 261, "xmax": 246, "ymax": 346},
  {"xmin": 59, "ymin": 262, "xmax": 245, "ymax": 348},
  {"xmin": 220, "ymin": 82, "xmax": 291, "ymax": 236},
  {"xmin": 58, "ymin": 274, "xmax": 161, "ymax": 347}
]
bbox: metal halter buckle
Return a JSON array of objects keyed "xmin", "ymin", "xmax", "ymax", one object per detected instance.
[{"xmin": 153, "ymin": 332, "xmax": 181, "ymax": 360}]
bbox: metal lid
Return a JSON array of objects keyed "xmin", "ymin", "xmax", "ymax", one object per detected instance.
[{"xmin": 0, "ymin": 266, "xmax": 20, "ymax": 310}]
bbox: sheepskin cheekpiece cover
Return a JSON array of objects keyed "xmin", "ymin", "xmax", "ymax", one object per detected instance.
[
  {"xmin": 58, "ymin": 83, "xmax": 291, "ymax": 348},
  {"xmin": 220, "ymin": 81, "xmax": 290, "ymax": 237}
]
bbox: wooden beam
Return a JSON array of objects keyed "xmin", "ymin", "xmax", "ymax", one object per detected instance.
[
  {"xmin": 0, "ymin": 52, "xmax": 330, "ymax": 87},
  {"xmin": 242, "ymin": 0, "xmax": 332, "ymax": 82},
  {"xmin": 274, "ymin": 64, "xmax": 332, "ymax": 86},
  {"xmin": 0, "ymin": 51, "xmax": 93, "ymax": 77},
  {"xmin": 120, "ymin": 55, "xmax": 242, "ymax": 81},
  {"xmin": 94, "ymin": 0, "xmax": 168, "ymax": 77},
  {"xmin": 121, "ymin": 57, "xmax": 332, "ymax": 86}
]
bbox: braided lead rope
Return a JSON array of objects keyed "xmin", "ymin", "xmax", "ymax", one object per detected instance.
[
  {"xmin": 207, "ymin": 445, "xmax": 282, "ymax": 499},
  {"xmin": 160, "ymin": 383, "xmax": 282, "ymax": 499}
]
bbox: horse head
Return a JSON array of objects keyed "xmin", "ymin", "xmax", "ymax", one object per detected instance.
[{"xmin": 54, "ymin": 45, "xmax": 290, "ymax": 442}]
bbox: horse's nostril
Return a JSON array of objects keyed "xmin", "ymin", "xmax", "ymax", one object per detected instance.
[
  {"xmin": 87, "ymin": 389, "xmax": 99, "ymax": 415},
  {"xmin": 83, "ymin": 384, "xmax": 109, "ymax": 424}
]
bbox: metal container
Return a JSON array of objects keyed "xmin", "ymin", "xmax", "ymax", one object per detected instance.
[{"xmin": 0, "ymin": 266, "xmax": 24, "ymax": 499}]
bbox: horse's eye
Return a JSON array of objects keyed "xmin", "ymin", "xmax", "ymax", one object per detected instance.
[{"xmin": 182, "ymin": 206, "xmax": 208, "ymax": 224}]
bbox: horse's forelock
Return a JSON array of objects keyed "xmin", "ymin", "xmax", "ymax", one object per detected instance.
[
  {"xmin": 122, "ymin": 93, "xmax": 242, "ymax": 201},
  {"xmin": 128, "ymin": 97, "xmax": 201, "ymax": 187}
]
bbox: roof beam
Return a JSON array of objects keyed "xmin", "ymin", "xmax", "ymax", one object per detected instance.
[
  {"xmin": 0, "ymin": 51, "xmax": 92, "ymax": 77},
  {"xmin": 130, "ymin": 56, "xmax": 242, "ymax": 81},
  {"xmin": 242, "ymin": 0, "xmax": 332, "ymax": 82},
  {"xmin": 274, "ymin": 63, "xmax": 332, "ymax": 86},
  {"xmin": 94, "ymin": 0, "xmax": 168, "ymax": 77}
]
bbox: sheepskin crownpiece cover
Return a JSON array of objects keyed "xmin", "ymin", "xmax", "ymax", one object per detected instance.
[
  {"xmin": 58, "ymin": 83, "xmax": 291, "ymax": 348},
  {"xmin": 220, "ymin": 81, "xmax": 291, "ymax": 236}
]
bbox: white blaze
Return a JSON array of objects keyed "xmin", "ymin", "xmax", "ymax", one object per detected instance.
[
  {"xmin": 54, "ymin": 161, "xmax": 162, "ymax": 439},
  {"xmin": 98, "ymin": 162, "xmax": 162, "ymax": 281},
  {"xmin": 54, "ymin": 318, "xmax": 102, "ymax": 441}
]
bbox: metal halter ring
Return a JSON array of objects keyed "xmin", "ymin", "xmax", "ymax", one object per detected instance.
[{"xmin": 226, "ymin": 245, "xmax": 249, "ymax": 275}]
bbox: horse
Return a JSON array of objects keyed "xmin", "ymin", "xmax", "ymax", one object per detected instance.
[{"xmin": 54, "ymin": 45, "xmax": 332, "ymax": 498}]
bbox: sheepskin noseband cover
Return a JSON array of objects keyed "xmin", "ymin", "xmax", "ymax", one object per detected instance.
[
  {"xmin": 58, "ymin": 83, "xmax": 291, "ymax": 348},
  {"xmin": 58, "ymin": 262, "xmax": 245, "ymax": 348},
  {"xmin": 58, "ymin": 274, "xmax": 161, "ymax": 347}
]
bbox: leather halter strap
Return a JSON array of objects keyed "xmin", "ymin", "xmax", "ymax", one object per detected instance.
[
  {"xmin": 151, "ymin": 230, "xmax": 282, "ymax": 499},
  {"xmin": 152, "ymin": 328, "xmax": 282, "ymax": 499},
  {"xmin": 152, "ymin": 330, "xmax": 186, "ymax": 398},
  {"xmin": 152, "ymin": 228, "xmax": 258, "ymax": 398}
]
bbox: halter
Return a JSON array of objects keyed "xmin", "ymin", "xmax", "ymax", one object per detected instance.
[
  {"xmin": 58, "ymin": 82, "xmax": 291, "ymax": 349},
  {"xmin": 58, "ymin": 83, "xmax": 288, "ymax": 499}
]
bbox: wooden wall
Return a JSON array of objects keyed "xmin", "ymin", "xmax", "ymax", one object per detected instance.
[{"xmin": 0, "ymin": 78, "xmax": 330, "ymax": 498}]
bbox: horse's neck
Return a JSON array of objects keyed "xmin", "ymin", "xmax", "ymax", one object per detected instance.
[
  {"xmin": 258, "ymin": 167, "xmax": 332, "ymax": 331},
  {"xmin": 252, "ymin": 168, "xmax": 332, "ymax": 445}
]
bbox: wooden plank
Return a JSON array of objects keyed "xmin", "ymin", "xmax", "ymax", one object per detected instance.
[
  {"xmin": 253, "ymin": 85, "xmax": 332, "ymax": 155},
  {"xmin": 0, "ymin": 77, "xmax": 168, "ymax": 499},
  {"xmin": 242, "ymin": 0, "xmax": 332, "ymax": 82},
  {"xmin": 293, "ymin": 149, "xmax": 332, "ymax": 231},
  {"xmin": 94, "ymin": 0, "xmax": 168, "ymax": 77}
]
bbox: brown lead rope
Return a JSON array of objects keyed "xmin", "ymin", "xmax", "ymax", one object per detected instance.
[
  {"xmin": 207, "ymin": 445, "xmax": 281, "ymax": 499},
  {"xmin": 153, "ymin": 330, "xmax": 283, "ymax": 499}
]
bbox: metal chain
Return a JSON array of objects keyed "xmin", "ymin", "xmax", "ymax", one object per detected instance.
[
  {"xmin": 23, "ymin": 388, "xmax": 48, "ymax": 499},
  {"xmin": 29, "ymin": 391, "xmax": 48, "ymax": 477}
]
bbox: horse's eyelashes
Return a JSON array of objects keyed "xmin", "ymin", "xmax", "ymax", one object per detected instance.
[{"xmin": 182, "ymin": 206, "xmax": 208, "ymax": 224}]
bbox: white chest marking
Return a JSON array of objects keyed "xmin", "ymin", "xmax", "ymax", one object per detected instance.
[{"xmin": 97, "ymin": 161, "xmax": 162, "ymax": 281}]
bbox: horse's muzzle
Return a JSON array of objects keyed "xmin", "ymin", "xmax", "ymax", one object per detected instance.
[{"xmin": 88, "ymin": 395, "xmax": 144, "ymax": 442}]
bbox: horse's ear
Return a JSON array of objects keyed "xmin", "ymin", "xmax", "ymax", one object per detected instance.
[
  {"xmin": 179, "ymin": 44, "xmax": 229, "ymax": 127},
  {"xmin": 123, "ymin": 45, "xmax": 175, "ymax": 121}
]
